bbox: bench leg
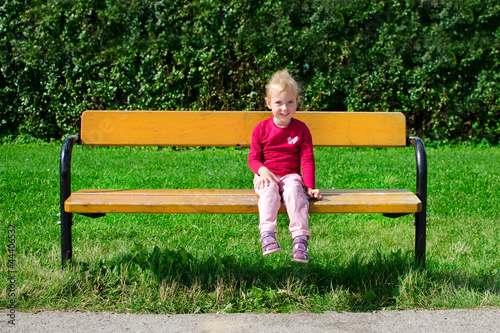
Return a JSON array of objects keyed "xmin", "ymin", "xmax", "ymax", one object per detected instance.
[
  {"xmin": 61, "ymin": 212, "xmax": 73, "ymax": 268},
  {"xmin": 414, "ymin": 211, "xmax": 426, "ymax": 266}
]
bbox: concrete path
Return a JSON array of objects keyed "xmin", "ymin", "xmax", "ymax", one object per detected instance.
[
  {"xmin": 2, "ymin": 309, "xmax": 500, "ymax": 332},
  {"xmin": 0, "ymin": 309, "xmax": 500, "ymax": 333}
]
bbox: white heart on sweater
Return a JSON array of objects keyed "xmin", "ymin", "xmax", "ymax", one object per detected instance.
[{"xmin": 287, "ymin": 136, "xmax": 298, "ymax": 145}]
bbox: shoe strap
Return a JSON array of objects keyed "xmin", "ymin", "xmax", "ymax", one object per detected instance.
[
  {"xmin": 260, "ymin": 232, "xmax": 276, "ymax": 242},
  {"xmin": 293, "ymin": 238, "xmax": 308, "ymax": 252},
  {"xmin": 293, "ymin": 238, "xmax": 308, "ymax": 246}
]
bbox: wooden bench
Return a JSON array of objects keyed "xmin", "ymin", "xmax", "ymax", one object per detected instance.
[{"xmin": 60, "ymin": 111, "xmax": 427, "ymax": 268}]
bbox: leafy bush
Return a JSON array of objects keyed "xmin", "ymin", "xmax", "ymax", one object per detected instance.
[{"xmin": 1, "ymin": 0, "xmax": 499, "ymax": 144}]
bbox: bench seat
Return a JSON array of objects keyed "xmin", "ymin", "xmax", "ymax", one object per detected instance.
[{"xmin": 65, "ymin": 189, "xmax": 421, "ymax": 215}]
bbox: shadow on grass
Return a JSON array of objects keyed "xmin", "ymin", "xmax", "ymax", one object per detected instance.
[
  {"xmin": 64, "ymin": 244, "xmax": 428, "ymax": 312},
  {"xmin": 65, "ymin": 245, "xmax": 500, "ymax": 312}
]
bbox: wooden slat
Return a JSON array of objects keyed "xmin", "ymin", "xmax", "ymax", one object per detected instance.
[
  {"xmin": 80, "ymin": 111, "xmax": 407, "ymax": 147},
  {"xmin": 65, "ymin": 189, "xmax": 421, "ymax": 215}
]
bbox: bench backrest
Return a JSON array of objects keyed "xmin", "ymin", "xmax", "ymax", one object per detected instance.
[{"xmin": 80, "ymin": 111, "xmax": 407, "ymax": 147}]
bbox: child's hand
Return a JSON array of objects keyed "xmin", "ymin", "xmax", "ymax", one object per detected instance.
[
  {"xmin": 256, "ymin": 167, "xmax": 280, "ymax": 189},
  {"xmin": 306, "ymin": 188, "xmax": 323, "ymax": 200}
]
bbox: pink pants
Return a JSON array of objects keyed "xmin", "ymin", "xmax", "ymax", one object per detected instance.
[{"xmin": 253, "ymin": 173, "xmax": 311, "ymax": 240}]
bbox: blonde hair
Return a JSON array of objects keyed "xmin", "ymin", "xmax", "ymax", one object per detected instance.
[{"xmin": 265, "ymin": 69, "xmax": 303, "ymax": 109}]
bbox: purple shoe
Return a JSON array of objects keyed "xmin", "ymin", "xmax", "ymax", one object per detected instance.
[
  {"xmin": 291, "ymin": 238, "xmax": 309, "ymax": 263},
  {"xmin": 260, "ymin": 232, "xmax": 282, "ymax": 256}
]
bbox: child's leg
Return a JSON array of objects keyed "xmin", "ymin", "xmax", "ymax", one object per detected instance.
[
  {"xmin": 280, "ymin": 174, "xmax": 311, "ymax": 240},
  {"xmin": 253, "ymin": 174, "xmax": 281, "ymax": 235}
]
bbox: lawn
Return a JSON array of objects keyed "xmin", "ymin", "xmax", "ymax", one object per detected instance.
[{"xmin": 1, "ymin": 142, "xmax": 499, "ymax": 313}]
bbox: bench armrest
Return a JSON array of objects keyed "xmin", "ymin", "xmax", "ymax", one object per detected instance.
[
  {"xmin": 60, "ymin": 134, "xmax": 80, "ymax": 268},
  {"xmin": 408, "ymin": 136, "xmax": 427, "ymax": 265}
]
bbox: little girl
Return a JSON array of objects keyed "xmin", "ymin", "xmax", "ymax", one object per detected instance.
[{"xmin": 248, "ymin": 70, "xmax": 322, "ymax": 263}]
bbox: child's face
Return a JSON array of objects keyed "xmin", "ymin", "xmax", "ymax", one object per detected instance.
[{"xmin": 266, "ymin": 88, "xmax": 297, "ymax": 128}]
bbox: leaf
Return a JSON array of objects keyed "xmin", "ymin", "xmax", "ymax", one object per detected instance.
[{"xmin": 364, "ymin": 291, "xmax": 376, "ymax": 301}]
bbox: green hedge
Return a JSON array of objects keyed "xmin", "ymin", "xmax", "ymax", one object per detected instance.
[{"xmin": 1, "ymin": 0, "xmax": 499, "ymax": 144}]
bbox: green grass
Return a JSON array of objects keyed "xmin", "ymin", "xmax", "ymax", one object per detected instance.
[{"xmin": 1, "ymin": 143, "xmax": 499, "ymax": 313}]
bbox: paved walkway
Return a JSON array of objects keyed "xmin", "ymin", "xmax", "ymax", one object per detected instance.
[{"xmin": 2, "ymin": 309, "xmax": 500, "ymax": 332}]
